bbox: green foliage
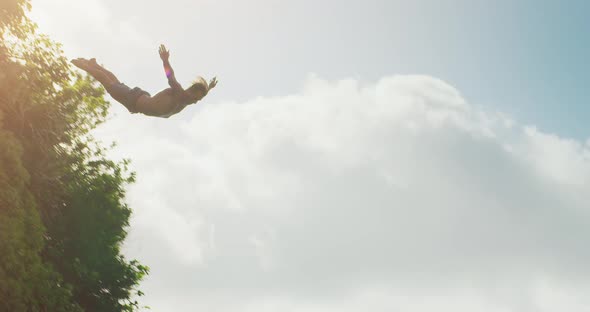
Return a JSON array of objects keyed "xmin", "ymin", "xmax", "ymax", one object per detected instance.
[
  {"xmin": 44, "ymin": 140, "xmax": 149, "ymax": 311},
  {"xmin": 0, "ymin": 117, "xmax": 80, "ymax": 312},
  {"xmin": 0, "ymin": 0, "xmax": 32, "ymax": 38},
  {"xmin": 0, "ymin": 1, "xmax": 148, "ymax": 310}
]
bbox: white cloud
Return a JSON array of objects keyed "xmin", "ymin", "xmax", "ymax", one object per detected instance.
[
  {"xmin": 94, "ymin": 74, "xmax": 590, "ymax": 311},
  {"xmin": 520, "ymin": 126, "xmax": 590, "ymax": 186}
]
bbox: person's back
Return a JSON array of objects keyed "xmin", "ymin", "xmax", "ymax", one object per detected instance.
[
  {"xmin": 137, "ymin": 77, "xmax": 210, "ymax": 118},
  {"xmin": 137, "ymin": 88, "xmax": 184, "ymax": 117}
]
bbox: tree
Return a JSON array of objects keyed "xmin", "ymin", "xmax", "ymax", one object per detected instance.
[
  {"xmin": 0, "ymin": 0, "xmax": 148, "ymax": 310},
  {"xmin": 0, "ymin": 116, "xmax": 80, "ymax": 312}
]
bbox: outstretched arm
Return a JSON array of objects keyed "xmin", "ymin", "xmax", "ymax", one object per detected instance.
[
  {"xmin": 208, "ymin": 77, "xmax": 218, "ymax": 93},
  {"xmin": 159, "ymin": 44, "xmax": 183, "ymax": 91}
]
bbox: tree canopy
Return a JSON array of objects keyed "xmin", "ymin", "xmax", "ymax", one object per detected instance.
[{"xmin": 0, "ymin": 0, "xmax": 148, "ymax": 310}]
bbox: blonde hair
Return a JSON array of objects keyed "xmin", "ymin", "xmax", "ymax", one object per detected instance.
[{"xmin": 189, "ymin": 76, "xmax": 209, "ymax": 95}]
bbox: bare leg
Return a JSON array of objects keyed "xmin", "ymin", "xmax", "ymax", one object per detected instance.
[
  {"xmin": 71, "ymin": 58, "xmax": 144, "ymax": 114},
  {"xmin": 89, "ymin": 58, "xmax": 120, "ymax": 84},
  {"xmin": 72, "ymin": 58, "xmax": 117, "ymax": 87}
]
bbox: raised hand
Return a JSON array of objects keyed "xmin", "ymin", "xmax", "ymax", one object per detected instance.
[
  {"xmin": 159, "ymin": 44, "xmax": 170, "ymax": 61},
  {"xmin": 208, "ymin": 77, "xmax": 218, "ymax": 90}
]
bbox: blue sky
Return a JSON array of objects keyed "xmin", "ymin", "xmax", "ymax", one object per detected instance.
[
  {"xmin": 239, "ymin": 0, "xmax": 590, "ymax": 139},
  {"xmin": 414, "ymin": 0, "xmax": 589, "ymax": 139},
  {"xmin": 32, "ymin": 0, "xmax": 589, "ymax": 140}
]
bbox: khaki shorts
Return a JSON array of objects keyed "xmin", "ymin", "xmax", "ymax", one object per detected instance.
[{"xmin": 106, "ymin": 83, "xmax": 150, "ymax": 113}]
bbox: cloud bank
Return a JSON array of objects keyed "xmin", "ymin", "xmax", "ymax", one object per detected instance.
[{"xmin": 95, "ymin": 75, "xmax": 590, "ymax": 311}]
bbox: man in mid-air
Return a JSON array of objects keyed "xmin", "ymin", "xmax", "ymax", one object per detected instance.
[{"xmin": 71, "ymin": 44, "xmax": 217, "ymax": 118}]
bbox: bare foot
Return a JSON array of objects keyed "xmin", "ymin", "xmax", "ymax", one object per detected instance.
[{"xmin": 71, "ymin": 58, "xmax": 90, "ymax": 70}]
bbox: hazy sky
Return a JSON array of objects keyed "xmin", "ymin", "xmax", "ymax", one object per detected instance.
[
  {"xmin": 30, "ymin": 1, "xmax": 590, "ymax": 311},
  {"xmin": 32, "ymin": 0, "xmax": 590, "ymax": 138}
]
